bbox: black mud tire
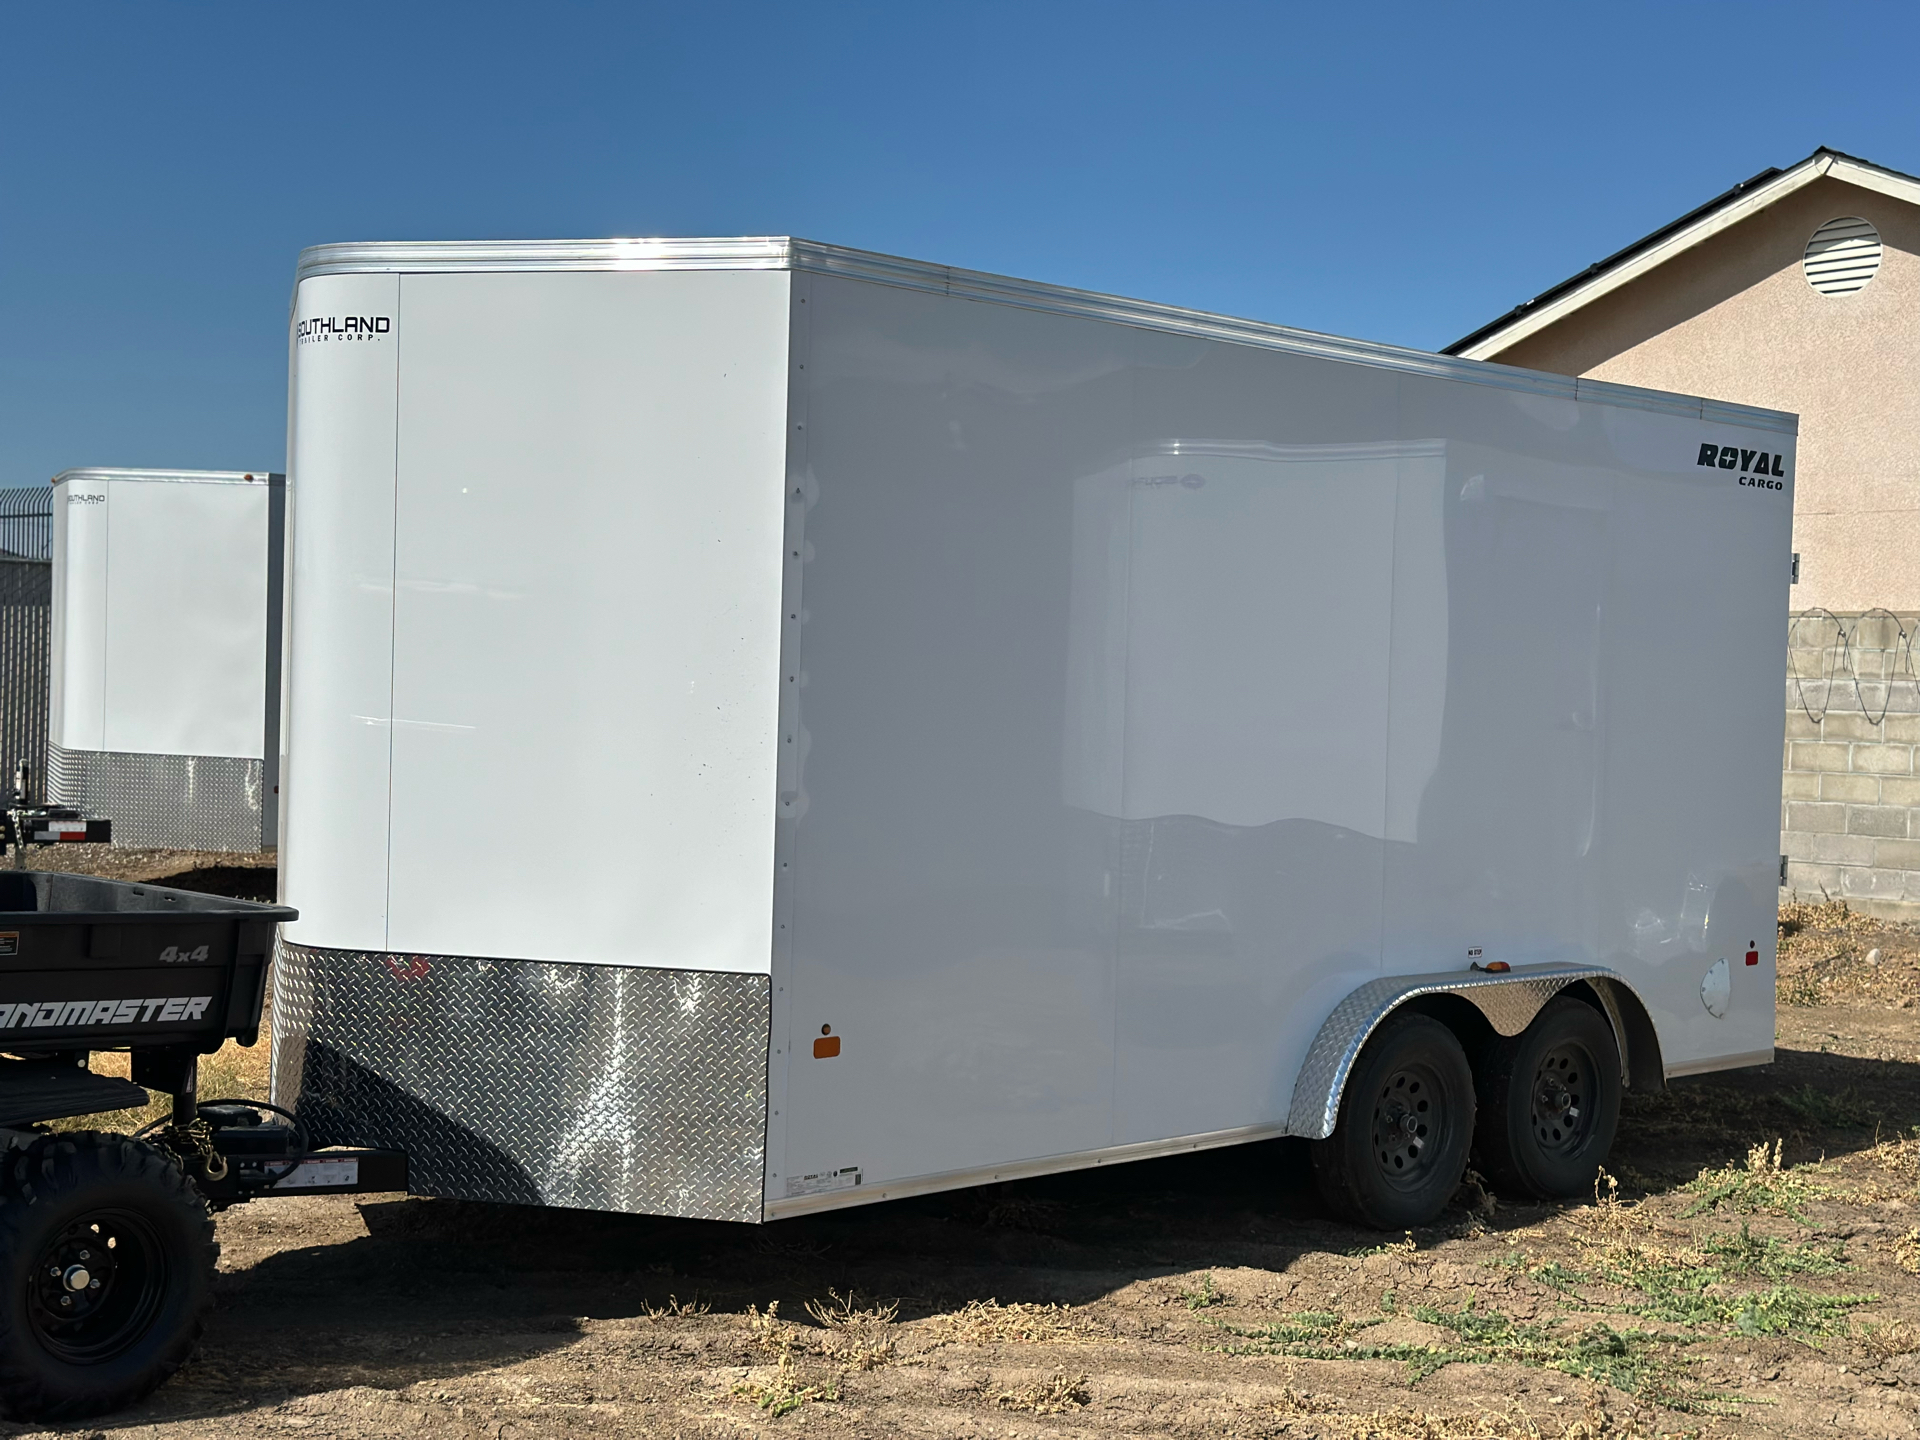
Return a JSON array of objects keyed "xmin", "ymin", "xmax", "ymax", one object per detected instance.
[
  {"xmin": 1310, "ymin": 1011, "xmax": 1475, "ymax": 1230},
  {"xmin": 0, "ymin": 1131, "xmax": 217, "ymax": 1421},
  {"xmin": 1473, "ymin": 995, "xmax": 1622, "ymax": 1201}
]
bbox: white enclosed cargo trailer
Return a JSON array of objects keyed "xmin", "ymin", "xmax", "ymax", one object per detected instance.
[
  {"xmin": 49, "ymin": 469, "xmax": 285, "ymax": 852},
  {"xmin": 273, "ymin": 238, "xmax": 1794, "ymax": 1229}
]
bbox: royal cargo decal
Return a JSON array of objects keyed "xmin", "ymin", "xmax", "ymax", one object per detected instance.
[
  {"xmin": 0, "ymin": 996, "xmax": 213, "ymax": 1030},
  {"xmin": 1697, "ymin": 443, "xmax": 1787, "ymax": 489}
]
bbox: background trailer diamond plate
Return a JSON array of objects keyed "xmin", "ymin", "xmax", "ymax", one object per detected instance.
[
  {"xmin": 272, "ymin": 943, "xmax": 771, "ymax": 1223},
  {"xmin": 48, "ymin": 744, "xmax": 267, "ymax": 851}
]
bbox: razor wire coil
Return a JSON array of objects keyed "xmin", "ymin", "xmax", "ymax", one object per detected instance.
[{"xmin": 1789, "ymin": 608, "xmax": 1918, "ymax": 726}]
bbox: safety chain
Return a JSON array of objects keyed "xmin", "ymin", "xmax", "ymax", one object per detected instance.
[{"xmin": 158, "ymin": 1119, "xmax": 229, "ymax": 1183}]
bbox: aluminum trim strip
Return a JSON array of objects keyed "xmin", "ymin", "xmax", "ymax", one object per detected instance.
[
  {"xmin": 1664, "ymin": 1048, "xmax": 1774, "ymax": 1079},
  {"xmin": 51, "ymin": 469, "xmax": 282, "ymax": 488},
  {"xmin": 764, "ymin": 1121, "xmax": 1289, "ymax": 1221},
  {"xmin": 1284, "ymin": 963, "xmax": 1635, "ymax": 1141},
  {"xmin": 291, "ymin": 238, "xmax": 1796, "ymax": 434},
  {"xmin": 1134, "ymin": 439, "xmax": 1451, "ymax": 463}
]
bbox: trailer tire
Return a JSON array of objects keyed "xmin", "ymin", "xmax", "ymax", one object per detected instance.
[
  {"xmin": 0, "ymin": 1131, "xmax": 217, "ymax": 1421},
  {"xmin": 1473, "ymin": 996, "xmax": 1621, "ymax": 1201},
  {"xmin": 1309, "ymin": 1012, "xmax": 1475, "ymax": 1230}
]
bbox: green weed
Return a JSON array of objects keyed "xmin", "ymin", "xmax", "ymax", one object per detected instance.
[
  {"xmin": 1346, "ymin": 1232, "xmax": 1418, "ymax": 1259},
  {"xmin": 1699, "ymin": 1224, "xmax": 1845, "ymax": 1278},
  {"xmin": 1485, "ymin": 1248, "xmax": 1588, "ymax": 1296},
  {"xmin": 1215, "ymin": 1298, "xmax": 1682, "ymax": 1395},
  {"xmin": 1683, "ymin": 1140, "xmax": 1828, "ymax": 1218},
  {"xmin": 1181, "ymin": 1273, "xmax": 1222, "ymax": 1310},
  {"xmin": 1778, "ymin": 1084, "xmax": 1879, "ymax": 1131}
]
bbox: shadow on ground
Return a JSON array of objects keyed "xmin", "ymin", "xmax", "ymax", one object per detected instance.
[
  {"xmin": 1617, "ymin": 1043, "xmax": 1920, "ymax": 1179},
  {"xmin": 104, "ymin": 1031, "xmax": 1920, "ymax": 1427}
]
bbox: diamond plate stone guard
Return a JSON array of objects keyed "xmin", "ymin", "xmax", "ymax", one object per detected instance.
[
  {"xmin": 272, "ymin": 942, "xmax": 770, "ymax": 1223},
  {"xmin": 1284, "ymin": 964, "xmax": 1624, "ymax": 1141},
  {"xmin": 47, "ymin": 743, "xmax": 265, "ymax": 851}
]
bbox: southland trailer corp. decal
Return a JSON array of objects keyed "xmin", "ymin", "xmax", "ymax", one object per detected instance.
[
  {"xmin": 296, "ymin": 315, "xmax": 391, "ymax": 345},
  {"xmin": 0, "ymin": 996, "xmax": 214, "ymax": 1030}
]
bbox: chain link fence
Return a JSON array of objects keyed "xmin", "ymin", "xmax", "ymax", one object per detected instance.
[{"xmin": 0, "ymin": 488, "xmax": 52, "ymax": 802}]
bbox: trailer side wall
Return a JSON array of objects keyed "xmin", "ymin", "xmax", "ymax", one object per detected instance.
[{"xmin": 767, "ymin": 273, "xmax": 1791, "ymax": 1212}]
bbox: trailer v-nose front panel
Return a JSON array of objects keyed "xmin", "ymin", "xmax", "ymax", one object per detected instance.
[
  {"xmin": 273, "ymin": 238, "xmax": 1795, "ymax": 1225},
  {"xmin": 49, "ymin": 469, "xmax": 284, "ymax": 851}
]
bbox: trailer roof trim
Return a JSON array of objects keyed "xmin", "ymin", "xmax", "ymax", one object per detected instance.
[
  {"xmin": 294, "ymin": 237, "xmax": 1798, "ymax": 436},
  {"xmin": 52, "ymin": 468, "xmax": 281, "ymax": 487}
]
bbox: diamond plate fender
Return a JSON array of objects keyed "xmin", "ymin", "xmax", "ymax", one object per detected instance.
[{"xmin": 1283, "ymin": 964, "xmax": 1648, "ymax": 1141}]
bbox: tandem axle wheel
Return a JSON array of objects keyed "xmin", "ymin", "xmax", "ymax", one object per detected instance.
[{"xmin": 1310, "ymin": 992, "xmax": 1625, "ymax": 1229}]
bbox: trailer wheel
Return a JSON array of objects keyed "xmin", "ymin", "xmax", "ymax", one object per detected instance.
[
  {"xmin": 0, "ymin": 1132, "xmax": 217, "ymax": 1421},
  {"xmin": 1310, "ymin": 1012, "xmax": 1475, "ymax": 1230},
  {"xmin": 1473, "ymin": 996, "xmax": 1621, "ymax": 1200}
]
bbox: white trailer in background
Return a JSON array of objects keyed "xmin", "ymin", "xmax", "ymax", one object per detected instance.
[
  {"xmin": 274, "ymin": 238, "xmax": 1794, "ymax": 1229},
  {"xmin": 49, "ymin": 469, "xmax": 284, "ymax": 852}
]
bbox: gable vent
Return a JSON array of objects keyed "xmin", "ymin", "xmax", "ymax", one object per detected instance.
[{"xmin": 1803, "ymin": 216, "xmax": 1882, "ymax": 296}]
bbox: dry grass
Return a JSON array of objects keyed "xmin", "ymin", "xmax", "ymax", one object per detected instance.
[
  {"xmin": 727, "ymin": 1291, "xmax": 902, "ymax": 1416},
  {"xmin": 1777, "ymin": 898, "xmax": 1920, "ymax": 1007},
  {"xmin": 52, "ymin": 1034, "xmax": 274, "ymax": 1135},
  {"xmin": 993, "ymin": 1371, "xmax": 1090, "ymax": 1414},
  {"xmin": 803, "ymin": 1289, "xmax": 899, "ymax": 1370},
  {"xmin": 1867, "ymin": 1125, "xmax": 1920, "ymax": 1184},
  {"xmin": 1861, "ymin": 1318, "xmax": 1920, "ymax": 1360},
  {"xmin": 1568, "ymin": 1174, "xmax": 1707, "ymax": 1286},
  {"xmin": 730, "ymin": 1349, "xmax": 838, "ymax": 1418},
  {"xmin": 1682, "ymin": 1139, "xmax": 1830, "ymax": 1217},
  {"xmin": 1269, "ymin": 1384, "xmax": 1651, "ymax": 1440},
  {"xmin": 638, "ymin": 1293, "xmax": 709, "ymax": 1320},
  {"xmin": 1894, "ymin": 1229, "xmax": 1920, "ymax": 1276},
  {"xmin": 924, "ymin": 1298, "xmax": 1100, "ymax": 1345},
  {"xmin": 733, "ymin": 1302, "xmax": 842, "ymax": 1416}
]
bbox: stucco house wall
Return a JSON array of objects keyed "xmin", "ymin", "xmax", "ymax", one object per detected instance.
[{"xmin": 1487, "ymin": 175, "xmax": 1920, "ymax": 614}]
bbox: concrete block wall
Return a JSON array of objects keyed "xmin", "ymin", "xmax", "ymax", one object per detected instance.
[{"xmin": 1781, "ymin": 611, "xmax": 1920, "ymax": 916}]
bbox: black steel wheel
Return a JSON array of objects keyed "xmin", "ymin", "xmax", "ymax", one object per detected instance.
[
  {"xmin": 1368, "ymin": 1059, "xmax": 1448, "ymax": 1190},
  {"xmin": 1474, "ymin": 995, "xmax": 1622, "ymax": 1200},
  {"xmin": 1311, "ymin": 1011, "xmax": 1475, "ymax": 1229},
  {"xmin": 0, "ymin": 1132, "xmax": 216, "ymax": 1420},
  {"xmin": 29, "ymin": 1206, "xmax": 169, "ymax": 1365}
]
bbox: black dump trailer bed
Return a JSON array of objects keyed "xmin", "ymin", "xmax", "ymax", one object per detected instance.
[
  {"xmin": 0, "ymin": 872, "xmax": 405, "ymax": 1421},
  {"xmin": 0, "ymin": 870, "xmax": 281, "ymax": 1057}
]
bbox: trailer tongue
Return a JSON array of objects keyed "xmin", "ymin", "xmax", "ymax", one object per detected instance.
[{"xmin": 0, "ymin": 871, "xmax": 403, "ymax": 1421}]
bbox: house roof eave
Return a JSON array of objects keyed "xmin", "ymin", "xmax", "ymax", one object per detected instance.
[{"xmin": 1444, "ymin": 149, "xmax": 1920, "ymax": 360}]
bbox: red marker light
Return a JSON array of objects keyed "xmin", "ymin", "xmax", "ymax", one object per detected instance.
[{"xmin": 1745, "ymin": 943, "xmax": 1759, "ymax": 967}]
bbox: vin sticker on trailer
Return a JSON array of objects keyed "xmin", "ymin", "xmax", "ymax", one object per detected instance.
[
  {"xmin": 788, "ymin": 1167, "xmax": 862, "ymax": 1198},
  {"xmin": 271, "ymin": 1158, "xmax": 361, "ymax": 1190}
]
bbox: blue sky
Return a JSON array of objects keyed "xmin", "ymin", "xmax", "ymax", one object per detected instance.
[{"xmin": 3, "ymin": 1, "xmax": 1917, "ymax": 488}]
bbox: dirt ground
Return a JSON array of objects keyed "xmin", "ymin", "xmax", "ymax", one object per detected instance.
[{"xmin": 13, "ymin": 858, "xmax": 1920, "ymax": 1438}]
